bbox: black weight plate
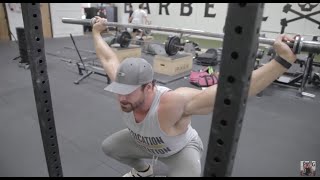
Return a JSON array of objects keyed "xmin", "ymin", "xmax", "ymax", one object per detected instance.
[
  {"xmin": 165, "ymin": 36, "xmax": 180, "ymax": 56},
  {"xmin": 144, "ymin": 29, "xmax": 151, "ymax": 36},
  {"xmin": 118, "ymin": 31, "xmax": 132, "ymax": 48},
  {"xmin": 267, "ymin": 47, "xmax": 275, "ymax": 56},
  {"xmin": 164, "ymin": 36, "xmax": 172, "ymax": 56},
  {"xmin": 256, "ymin": 49, "xmax": 265, "ymax": 59},
  {"xmin": 205, "ymin": 48, "xmax": 218, "ymax": 60},
  {"xmin": 206, "ymin": 48, "xmax": 218, "ymax": 54}
]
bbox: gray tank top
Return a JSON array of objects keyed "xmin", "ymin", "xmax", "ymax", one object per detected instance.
[{"xmin": 121, "ymin": 85, "xmax": 199, "ymax": 158}]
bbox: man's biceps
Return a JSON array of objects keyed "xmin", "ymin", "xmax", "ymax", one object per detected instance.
[{"xmin": 183, "ymin": 98, "xmax": 195, "ymax": 115}]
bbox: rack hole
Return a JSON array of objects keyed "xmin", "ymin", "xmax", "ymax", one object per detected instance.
[
  {"xmin": 235, "ymin": 26, "xmax": 242, "ymax": 34},
  {"xmin": 214, "ymin": 157, "xmax": 221, "ymax": 163},
  {"xmin": 224, "ymin": 99, "xmax": 231, "ymax": 105},
  {"xmin": 217, "ymin": 139, "xmax": 224, "ymax": 146},
  {"xmin": 227, "ymin": 76, "xmax": 235, "ymax": 84},
  {"xmin": 33, "ymin": 14, "xmax": 37, "ymax": 18},
  {"xmin": 231, "ymin": 52, "xmax": 238, "ymax": 59},
  {"xmin": 220, "ymin": 119, "xmax": 227, "ymax": 126}
]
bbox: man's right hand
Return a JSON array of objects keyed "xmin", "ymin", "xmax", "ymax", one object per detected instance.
[{"xmin": 92, "ymin": 16, "xmax": 108, "ymax": 34}]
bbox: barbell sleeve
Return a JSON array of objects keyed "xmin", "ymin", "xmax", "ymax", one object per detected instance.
[
  {"xmin": 61, "ymin": 17, "xmax": 320, "ymax": 54},
  {"xmin": 62, "ymin": 18, "xmax": 92, "ymax": 26}
]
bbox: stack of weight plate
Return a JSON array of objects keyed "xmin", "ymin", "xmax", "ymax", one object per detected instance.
[{"xmin": 16, "ymin": 27, "xmax": 29, "ymax": 64}]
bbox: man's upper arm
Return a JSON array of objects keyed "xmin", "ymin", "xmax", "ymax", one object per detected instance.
[
  {"xmin": 160, "ymin": 86, "xmax": 216, "ymax": 125},
  {"xmin": 159, "ymin": 91, "xmax": 189, "ymax": 126},
  {"xmin": 142, "ymin": 10, "xmax": 148, "ymax": 19},
  {"xmin": 184, "ymin": 85, "xmax": 218, "ymax": 116},
  {"xmin": 100, "ymin": 56, "xmax": 119, "ymax": 82},
  {"xmin": 170, "ymin": 87, "xmax": 203, "ymax": 116}
]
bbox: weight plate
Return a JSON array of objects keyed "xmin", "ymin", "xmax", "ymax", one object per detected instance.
[
  {"xmin": 206, "ymin": 48, "xmax": 218, "ymax": 54},
  {"xmin": 144, "ymin": 29, "xmax": 152, "ymax": 36},
  {"xmin": 118, "ymin": 31, "xmax": 132, "ymax": 48},
  {"xmin": 267, "ymin": 47, "xmax": 275, "ymax": 56},
  {"xmin": 165, "ymin": 36, "xmax": 181, "ymax": 56},
  {"xmin": 143, "ymin": 21, "xmax": 152, "ymax": 36},
  {"xmin": 164, "ymin": 36, "xmax": 172, "ymax": 56},
  {"xmin": 256, "ymin": 49, "xmax": 265, "ymax": 59}
]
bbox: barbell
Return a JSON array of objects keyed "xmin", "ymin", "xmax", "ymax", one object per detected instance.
[
  {"xmin": 106, "ymin": 31, "xmax": 263, "ymax": 57},
  {"xmin": 61, "ymin": 17, "xmax": 320, "ymax": 55},
  {"xmin": 105, "ymin": 31, "xmax": 192, "ymax": 56}
]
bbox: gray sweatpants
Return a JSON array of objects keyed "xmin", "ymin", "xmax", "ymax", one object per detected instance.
[{"xmin": 102, "ymin": 128, "xmax": 204, "ymax": 177}]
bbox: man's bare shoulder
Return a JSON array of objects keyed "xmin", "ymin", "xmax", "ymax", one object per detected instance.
[
  {"xmin": 160, "ymin": 90, "xmax": 183, "ymax": 103},
  {"xmin": 157, "ymin": 89, "xmax": 187, "ymax": 114},
  {"xmin": 157, "ymin": 89, "xmax": 187, "ymax": 125},
  {"xmin": 160, "ymin": 86, "xmax": 202, "ymax": 102}
]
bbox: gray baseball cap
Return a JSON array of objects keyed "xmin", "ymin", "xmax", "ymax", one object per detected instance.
[{"xmin": 104, "ymin": 58, "xmax": 154, "ymax": 95}]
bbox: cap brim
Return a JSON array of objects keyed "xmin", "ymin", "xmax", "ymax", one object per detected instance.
[{"xmin": 104, "ymin": 82, "xmax": 141, "ymax": 95}]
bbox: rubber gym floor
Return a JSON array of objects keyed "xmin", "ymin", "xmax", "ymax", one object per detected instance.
[{"xmin": 0, "ymin": 33, "xmax": 319, "ymax": 177}]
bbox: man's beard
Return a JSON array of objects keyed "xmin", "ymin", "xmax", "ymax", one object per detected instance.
[{"xmin": 120, "ymin": 96, "xmax": 145, "ymax": 113}]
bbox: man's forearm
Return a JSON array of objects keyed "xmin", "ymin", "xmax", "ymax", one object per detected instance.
[
  {"xmin": 248, "ymin": 59, "xmax": 289, "ymax": 96},
  {"xmin": 185, "ymin": 34, "xmax": 296, "ymax": 115},
  {"xmin": 92, "ymin": 31, "xmax": 119, "ymax": 81},
  {"xmin": 93, "ymin": 31, "xmax": 117, "ymax": 62},
  {"xmin": 144, "ymin": 17, "xmax": 149, "ymax": 24}
]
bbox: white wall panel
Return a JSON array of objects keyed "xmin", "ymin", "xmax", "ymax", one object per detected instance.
[{"xmin": 50, "ymin": 3, "xmax": 83, "ymax": 38}]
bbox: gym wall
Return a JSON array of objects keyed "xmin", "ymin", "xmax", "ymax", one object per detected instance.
[
  {"xmin": 5, "ymin": 3, "xmax": 23, "ymax": 41},
  {"xmin": 49, "ymin": 3, "xmax": 83, "ymax": 38},
  {"xmin": 5, "ymin": 3, "xmax": 319, "ymax": 40},
  {"xmin": 5, "ymin": 3, "xmax": 83, "ymax": 40},
  {"xmin": 115, "ymin": 3, "xmax": 320, "ymax": 41}
]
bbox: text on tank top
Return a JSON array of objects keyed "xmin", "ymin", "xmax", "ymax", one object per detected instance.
[{"xmin": 121, "ymin": 85, "xmax": 198, "ymax": 157}]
